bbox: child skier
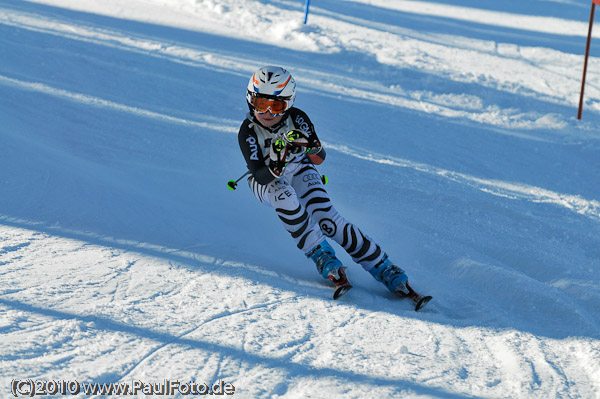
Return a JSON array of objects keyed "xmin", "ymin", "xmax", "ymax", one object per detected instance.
[{"xmin": 237, "ymin": 66, "xmax": 430, "ymax": 309}]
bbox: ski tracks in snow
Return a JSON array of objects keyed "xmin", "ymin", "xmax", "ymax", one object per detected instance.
[
  {"xmin": 115, "ymin": 297, "xmax": 295, "ymax": 387},
  {"xmin": 1, "ymin": 220, "xmax": 599, "ymax": 398}
]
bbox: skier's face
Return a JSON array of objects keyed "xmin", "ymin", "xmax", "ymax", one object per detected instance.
[{"xmin": 254, "ymin": 110, "xmax": 283, "ymax": 128}]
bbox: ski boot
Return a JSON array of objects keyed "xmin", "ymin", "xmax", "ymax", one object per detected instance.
[
  {"xmin": 369, "ymin": 256, "xmax": 432, "ymax": 311},
  {"xmin": 307, "ymin": 240, "xmax": 353, "ymax": 299}
]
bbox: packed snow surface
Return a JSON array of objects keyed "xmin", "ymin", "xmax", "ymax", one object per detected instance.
[{"xmin": 1, "ymin": 0, "xmax": 600, "ymax": 398}]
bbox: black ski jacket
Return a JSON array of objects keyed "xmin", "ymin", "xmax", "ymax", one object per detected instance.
[{"xmin": 237, "ymin": 107, "xmax": 326, "ymax": 185}]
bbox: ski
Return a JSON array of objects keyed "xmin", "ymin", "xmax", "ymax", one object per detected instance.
[
  {"xmin": 328, "ymin": 267, "xmax": 353, "ymax": 300},
  {"xmin": 333, "ymin": 283, "xmax": 353, "ymax": 299},
  {"xmin": 397, "ymin": 282, "xmax": 432, "ymax": 311}
]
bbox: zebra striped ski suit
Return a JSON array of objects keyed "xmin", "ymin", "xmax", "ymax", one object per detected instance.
[{"xmin": 237, "ymin": 107, "xmax": 387, "ymax": 273}]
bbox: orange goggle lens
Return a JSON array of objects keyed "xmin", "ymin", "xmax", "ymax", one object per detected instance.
[{"xmin": 252, "ymin": 97, "xmax": 288, "ymax": 114}]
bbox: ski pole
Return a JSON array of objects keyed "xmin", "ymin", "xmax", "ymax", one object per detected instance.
[
  {"xmin": 227, "ymin": 166, "xmax": 327, "ymax": 191},
  {"xmin": 227, "ymin": 170, "xmax": 251, "ymax": 191}
]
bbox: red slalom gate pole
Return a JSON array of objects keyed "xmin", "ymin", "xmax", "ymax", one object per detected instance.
[{"xmin": 578, "ymin": 0, "xmax": 600, "ymax": 119}]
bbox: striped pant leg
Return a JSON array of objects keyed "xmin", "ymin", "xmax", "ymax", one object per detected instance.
[
  {"xmin": 247, "ymin": 175, "xmax": 323, "ymax": 253},
  {"xmin": 290, "ymin": 163, "xmax": 387, "ymax": 271},
  {"xmin": 247, "ymin": 176, "xmax": 271, "ymax": 206}
]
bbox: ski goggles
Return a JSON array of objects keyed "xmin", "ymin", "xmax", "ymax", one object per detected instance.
[{"xmin": 251, "ymin": 96, "xmax": 290, "ymax": 115}]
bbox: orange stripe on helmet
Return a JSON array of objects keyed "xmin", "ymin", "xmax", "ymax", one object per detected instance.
[
  {"xmin": 252, "ymin": 73, "xmax": 260, "ymax": 86},
  {"xmin": 276, "ymin": 75, "xmax": 291, "ymax": 89}
]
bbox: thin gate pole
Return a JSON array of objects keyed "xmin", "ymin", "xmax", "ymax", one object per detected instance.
[
  {"xmin": 578, "ymin": 0, "xmax": 599, "ymax": 119},
  {"xmin": 304, "ymin": 0, "xmax": 311, "ymax": 24}
]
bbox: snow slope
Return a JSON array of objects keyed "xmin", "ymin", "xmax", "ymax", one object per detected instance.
[{"xmin": 1, "ymin": 0, "xmax": 599, "ymax": 397}]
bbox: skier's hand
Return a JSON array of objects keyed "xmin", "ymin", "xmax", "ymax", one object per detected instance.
[
  {"xmin": 283, "ymin": 130, "xmax": 322, "ymax": 155},
  {"xmin": 283, "ymin": 130, "xmax": 309, "ymax": 154},
  {"xmin": 268, "ymin": 137, "xmax": 288, "ymax": 177}
]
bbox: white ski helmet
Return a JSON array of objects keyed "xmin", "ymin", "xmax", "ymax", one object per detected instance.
[{"xmin": 246, "ymin": 66, "xmax": 296, "ymax": 114}]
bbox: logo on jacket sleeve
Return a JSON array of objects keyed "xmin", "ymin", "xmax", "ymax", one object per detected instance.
[
  {"xmin": 246, "ymin": 137, "xmax": 259, "ymax": 160},
  {"xmin": 294, "ymin": 115, "xmax": 312, "ymax": 136}
]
